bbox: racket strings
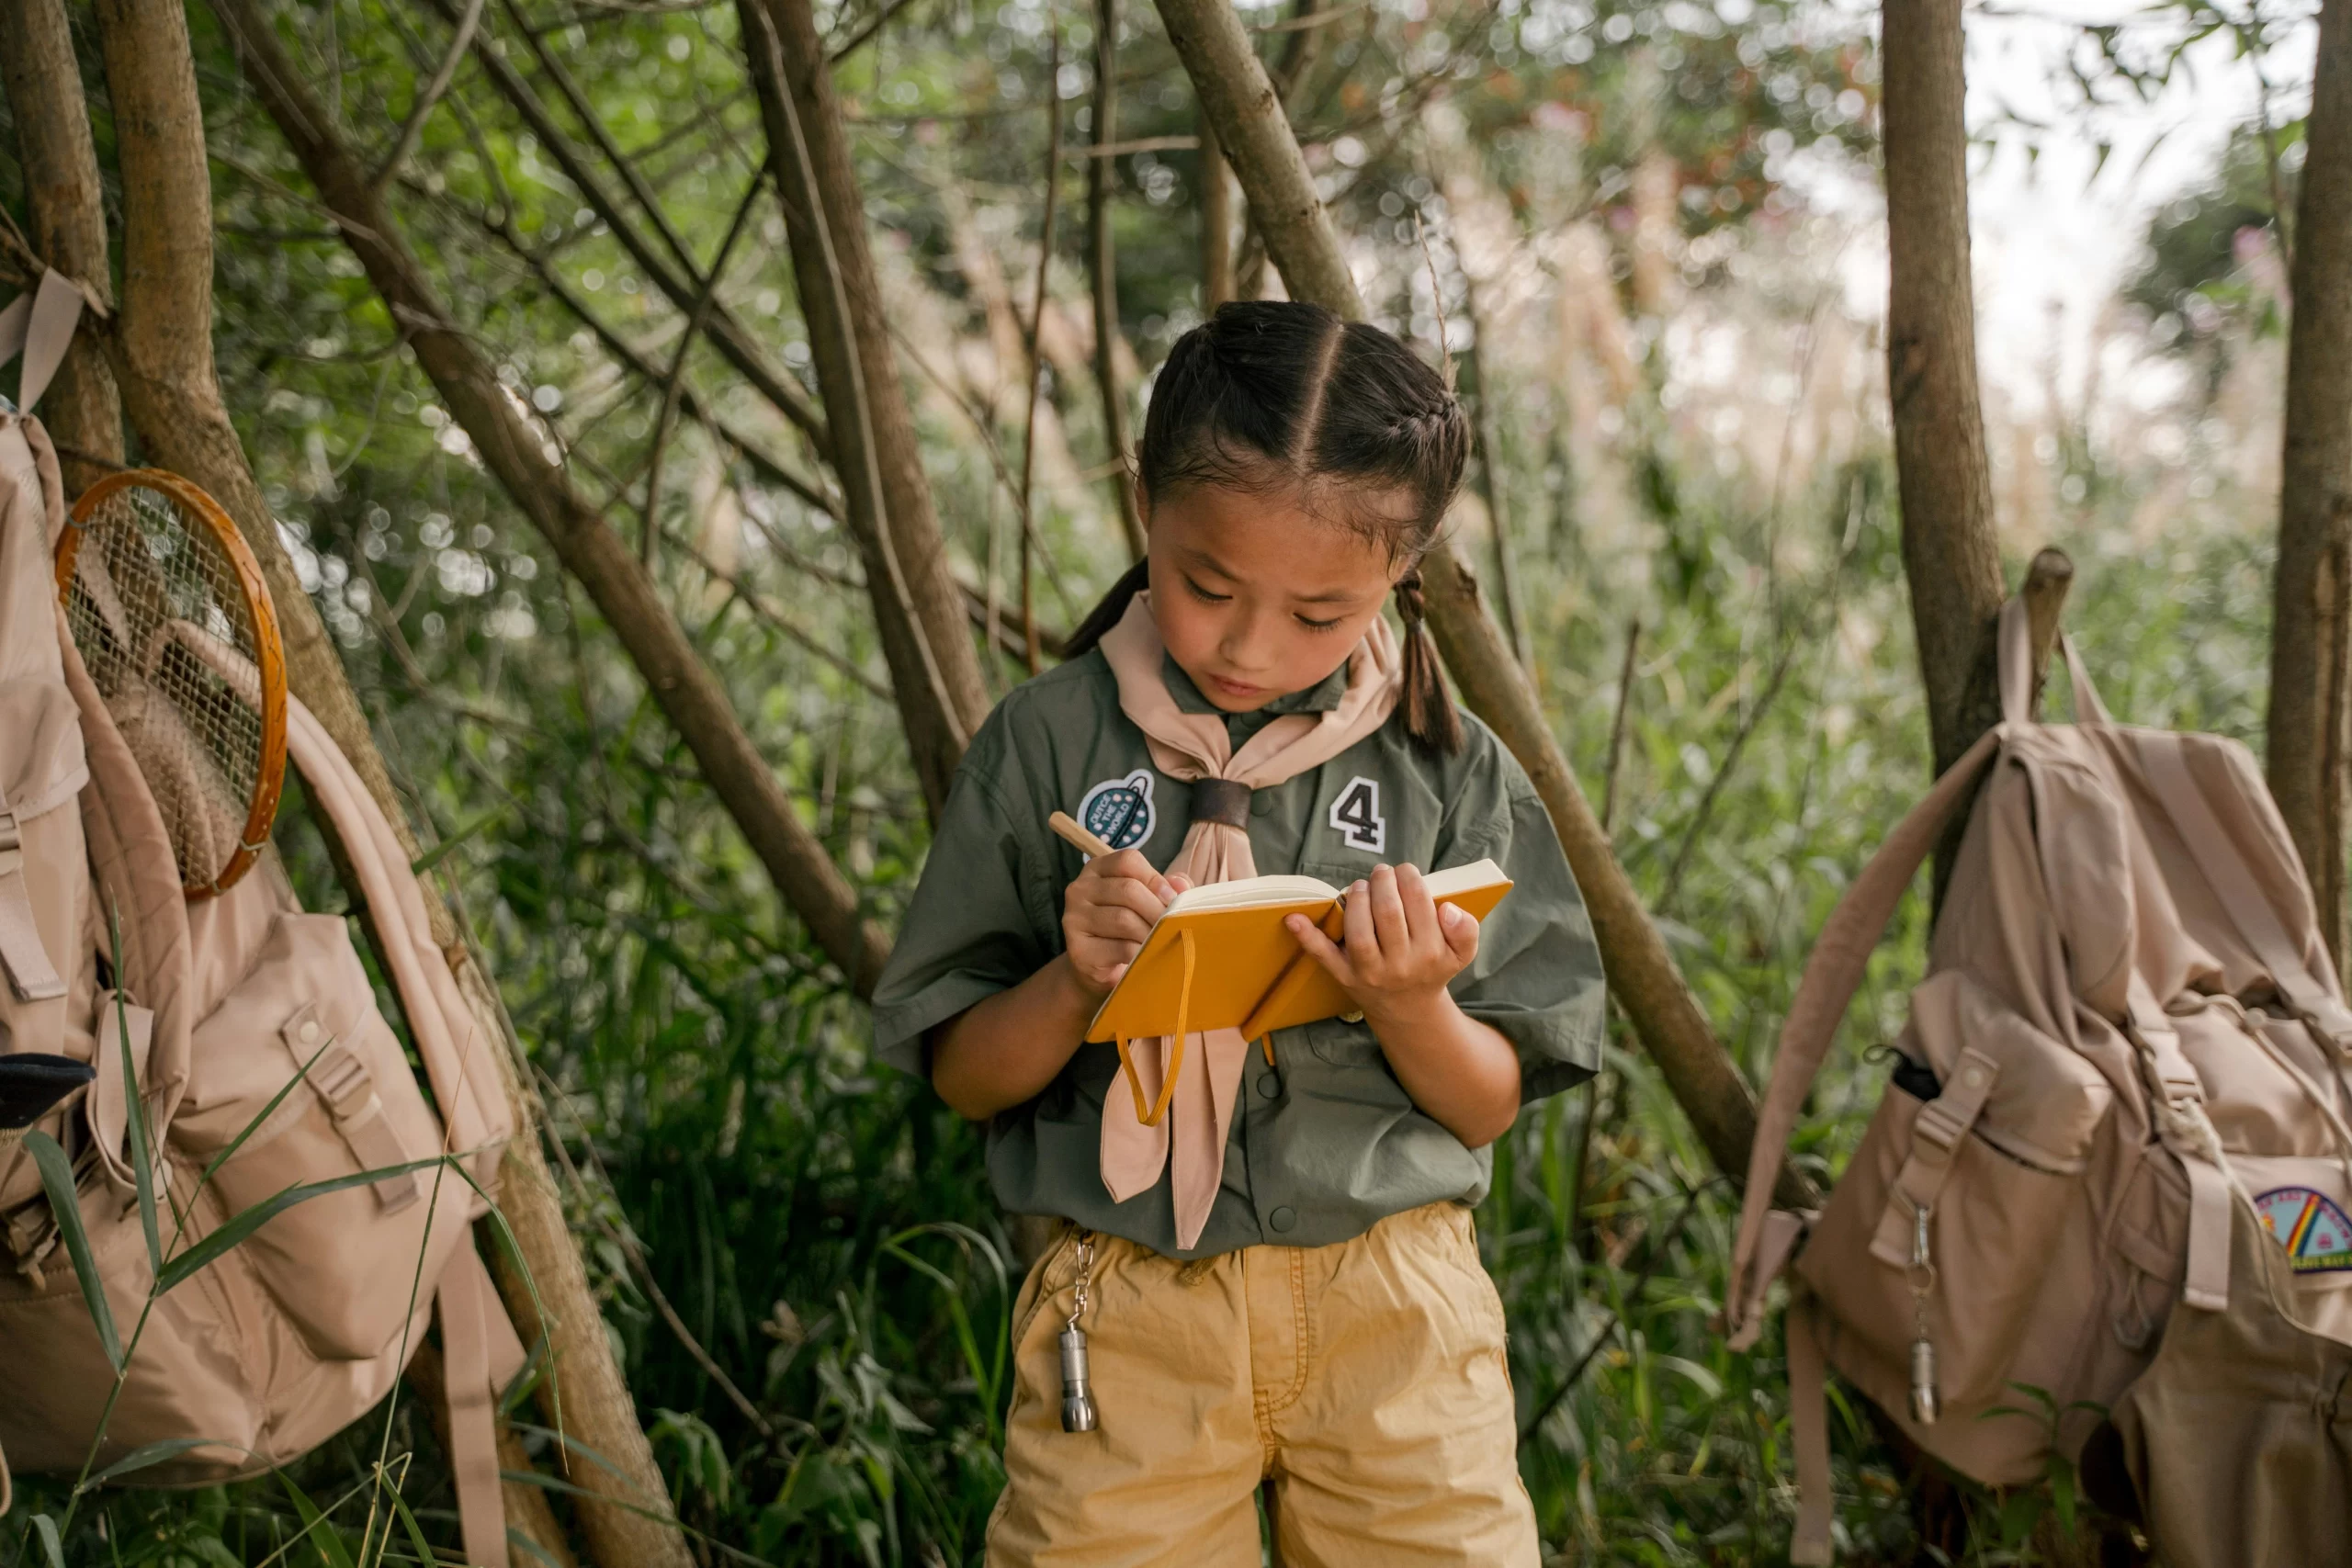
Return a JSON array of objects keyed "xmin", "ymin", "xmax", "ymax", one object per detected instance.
[{"xmin": 63, "ymin": 485, "xmax": 270, "ymax": 891}]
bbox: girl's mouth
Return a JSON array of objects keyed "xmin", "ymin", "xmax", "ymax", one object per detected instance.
[{"xmin": 1207, "ymin": 674, "xmax": 1266, "ymax": 701}]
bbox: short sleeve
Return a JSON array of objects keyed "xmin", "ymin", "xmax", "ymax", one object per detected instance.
[
  {"xmin": 1439, "ymin": 722, "xmax": 1606, "ymax": 1104},
  {"xmin": 870, "ymin": 714, "xmax": 1058, "ymax": 1078}
]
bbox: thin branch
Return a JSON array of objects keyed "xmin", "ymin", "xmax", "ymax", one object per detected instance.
[
  {"xmin": 534, "ymin": 1063, "xmax": 775, "ymax": 1438},
  {"xmin": 469, "ymin": 204, "xmax": 842, "ymax": 519},
  {"xmin": 641, "ymin": 173, "xmax": 767, "ymax": 564},
  {"xmin": 370, "ymin": 0, "xmax": 486, "ymax": 191},
  {"xmin": 1657, "ymin": 644, "xmax": 1801, "ymax": 915},
  {"xmin": 745, "ymin": 0, "xmax": 968, "ymax": 748},
  {"xmin": 666, "ymin": 527, "xmax": 894, "ymax": 697},
  {"xmin": 828, "ymin": 0, "xmax": 924, "ymax": 62},
  {"xmin": 1089, "ymin": 0, "xmax": 1147, "ymax": 558},
  {"xmin": 1599, "ymin": 617, "xmax": 1640, "ymax": 835},
  {"xmin": 438, "ymin": 0, "xmax": 831, "ymax": 452},
  {"xmin": 1018, "ymin": 25, "xmax": 1064, "ymax": 677}
]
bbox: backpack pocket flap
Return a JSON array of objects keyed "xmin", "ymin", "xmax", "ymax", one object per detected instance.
[
  {"xmin": 1907, "ymin": 970, "xmax": 2114, "ymax": 1174},
  {"xmin": 277, "ymin": 1000, "xmax": 422, "ymax": 1214}
]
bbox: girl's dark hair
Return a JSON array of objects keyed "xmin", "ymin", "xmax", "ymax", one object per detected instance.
[{"xmin": 1066, "ymin": 301, "xmax": 1470, "ymax": 752}]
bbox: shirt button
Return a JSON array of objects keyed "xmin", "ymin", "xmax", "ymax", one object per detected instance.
[
  {"xmin": 1258, "ymin": 1072, "xmax": 1280, "ymax": 1100},
  {"xmin": 1250, "ymin": 792, "xmax": 1274, "ymax": 818},
  {"xmin": 1269, "ymin": 1206, "xmax": 1296, "ymax": 1234}
]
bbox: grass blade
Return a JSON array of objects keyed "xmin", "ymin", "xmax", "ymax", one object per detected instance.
[
  {"xmin": 109, "ymin": 964, "xmax": 163, "ymax": 1278},
  {"xmin": 180, "ymin": 1035, "xmax": 338, "ymax": 1244},
  {"xmin": 277, "ymin": 1473, "xmax": 359, "ymax": 1568},
  {"xmin": 411, "ymin": 807, "xmax": 507, "ymax": 875},
  {"xmin": 383, "ymin": 1478, "xmax": 441, "ymax": 1567},
  {"xmin": 156, "ymin": 1156, "xmax": 449, "ymax": 1295},
  {"xmin": 30, "ymin": 1514, "xmax": 65, "ymax": 1568},
  {"xmin": 78, "ymin": 1437, "xmax": 239, "ymax": 1491},
  {"xmin": 24, "ymin": 1130, "xmax": 121, "ymax": 1372}
]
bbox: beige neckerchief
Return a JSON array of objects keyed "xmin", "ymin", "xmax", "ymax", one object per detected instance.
[{"xmin": 1095, "ymin": 592, "xmax": 1401, "ymax": 1249}]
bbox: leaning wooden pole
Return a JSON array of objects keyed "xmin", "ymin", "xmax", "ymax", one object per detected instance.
[
  {"xmin": 1150, "ymin": 0, "xmax": 1807, "ymax": 1205},
  {"xmin": 738, "ymin": 0, "xmax": 992, "ymax": 818},
  {"xmin": 2267, "ymin": 0, "xmax": 2352, "ymax": 973},
  {"xmin": 1881, "ymin": 0, "xmax": 2006, "ymax": 783}
]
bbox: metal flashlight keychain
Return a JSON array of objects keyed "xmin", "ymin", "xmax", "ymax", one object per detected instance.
[
  {"xmin": 1906, "ymin": 1201, "xmax": 1940, "ymax": 1426},
  {"xmin": 1059, "ymin": 1230, "xmax": 1100, "ymax": 1432}
]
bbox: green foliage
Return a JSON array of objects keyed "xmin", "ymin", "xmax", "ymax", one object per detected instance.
[{"xmin": 0, "ymin": 0, "xmax": 2295, "ymax": 1562}]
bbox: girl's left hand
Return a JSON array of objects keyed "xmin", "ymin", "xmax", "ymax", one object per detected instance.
[{"xmin": 1284, "ymin": 863, "xmax": 1479, "ymax": 1021}]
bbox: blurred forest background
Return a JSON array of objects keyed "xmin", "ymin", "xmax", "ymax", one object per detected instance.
[{"xmin": 0, "ymin": 0, "xmax": 2330, "ymax": 1560}]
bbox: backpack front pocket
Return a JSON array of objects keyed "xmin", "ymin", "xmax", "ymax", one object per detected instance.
[
  {"xmin": 1800, "ymin": 973, "xmax": 2114, "ymax": 1415},
  {"xmin": 171, "ymin": 911, "xmax": 463, "ymax": 1361}
]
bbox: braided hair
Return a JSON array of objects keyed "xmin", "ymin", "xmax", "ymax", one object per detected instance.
[{"xmin": 1066, "ymin": 301, "xmax": 1470, "ymax": 752}]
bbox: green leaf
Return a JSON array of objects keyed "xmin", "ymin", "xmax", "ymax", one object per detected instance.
[
  {"xmin": 412, "ymin": 807, "xmax": 508, "ymax": 874},
  {"xmin": 79, "ymin": 1437, "xmax": 239, "ymax": 1491},
  {"xmin": 24, "ymin": 1129, "xmax": 121, "ymax": 1372},
  {"xmin": 277, "ymin": 1473, "xmax": 359, "ymax": 1568},
  {"xmin": 157, "ymin": 1156, "xmax": 449, "ymax": 1295},
  {"xmin": 29, "ymin": 1514, "xmax": 65, "ymax": 1568},
  {"xmin": 385, "ymin": 1481, "xmax": 441, "ymax": 1568},
  {"xmin": 184, "ymin": 1033, "xmax": 338, "ymax": 1229},
  {"xmin": 108, "ymin": 908, "xmax": 162, "ymax": 1279}
]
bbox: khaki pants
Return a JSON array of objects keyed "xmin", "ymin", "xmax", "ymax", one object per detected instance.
[{"xmin": 987, "ymin": 1202, "xmax": 1539, "ymax": 1567}]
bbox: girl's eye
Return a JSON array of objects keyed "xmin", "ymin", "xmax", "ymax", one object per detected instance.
[
  {"xmin": 1184, "ymin": 576, "xmax": 1231, "ymax": 604},
  {"xmin": 1295, "ymin": 614, "xmax": 1344, "ymax": 632}
]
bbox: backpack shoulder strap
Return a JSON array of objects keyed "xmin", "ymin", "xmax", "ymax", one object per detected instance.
[
  {"xmin": 280, "ymin": 694, "xmax": 514, "ymax": 1185},
  {"xmin": 0, "ymin": 271, "xmax": 87, "ymax": 413},
  {"xmin": 1724, "ymin": 720, "xmax": 2005, "ymax": 1342}
]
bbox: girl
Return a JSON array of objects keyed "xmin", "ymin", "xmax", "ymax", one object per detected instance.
[{"xmin": 873, "ymin": 301, "xmax": 1603, "ymax": 1565}]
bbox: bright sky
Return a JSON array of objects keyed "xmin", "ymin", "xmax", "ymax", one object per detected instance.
[{"xmin": 1807, "ymin": 0, "xmax": 2316, "ymax": 412}]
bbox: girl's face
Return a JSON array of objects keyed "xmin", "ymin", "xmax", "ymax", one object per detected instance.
[{"xmin": 1143, "ymin": 480, "xmax": 1406, "ymax": 712}]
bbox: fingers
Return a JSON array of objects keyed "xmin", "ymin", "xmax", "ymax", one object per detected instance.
[
  {"xmin": 1084, "ymin": 847, "xmax": 1176, "ymax": 904},
  {"xmin": 1285, "ymin": 913, "xmax": 1356, "ymax": 987},
  {"xmin": 1395, "ymin": 864, "xmax": 1440, "ymax": 948},
  {"xmin": 1367, "ymin": 863, "xmax": 1413, "ymax": 956},
  {"xmin": 1074, "ymin": 871, "xmax": 1174, "ymax": 931},
  {"xmin": 1440, "ymin": 902, "xmax": 1481, "ymax": 965}
]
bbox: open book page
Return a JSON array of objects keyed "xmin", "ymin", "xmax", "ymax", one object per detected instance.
[
  {"xmin": 1237, "ymin": 860, "xmax": 1512, "ymax": 1040},
  {"xmin": 1081, "ymin": 859, "xmax": 1511, "ymax": 1045}
]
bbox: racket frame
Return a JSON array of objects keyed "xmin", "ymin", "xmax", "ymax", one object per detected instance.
[{"xmin": 55, "ymin": 468, "xmax": 289, "ymax": 901}]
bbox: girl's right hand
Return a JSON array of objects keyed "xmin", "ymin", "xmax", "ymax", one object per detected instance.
[{"xmin": 1062, "ymin": 850, "xmax": 1190, "ymax": 997}]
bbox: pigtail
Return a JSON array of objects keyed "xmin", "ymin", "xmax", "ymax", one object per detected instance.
[
  {"xmin": 1395, "ymin": 569, "xmax": 1464, "ymax": 754},
  {"xmin": 1063, "ymin": 558, "xmax": 1152, "ymax": 660}
]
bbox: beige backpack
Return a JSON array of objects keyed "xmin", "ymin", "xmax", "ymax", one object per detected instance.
[
  {"xmin": 1725, "ymin": 592, "xmax": 2352, "ymax": 1563},
  {"xmin": 0, "ymin": 274, "xmax": 525, "ymax": 1566}
]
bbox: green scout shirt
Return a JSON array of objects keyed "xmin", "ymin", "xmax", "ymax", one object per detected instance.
[{"xmin": 871, "ymin": 645, "xmax": 1605, "ymax": 1258}]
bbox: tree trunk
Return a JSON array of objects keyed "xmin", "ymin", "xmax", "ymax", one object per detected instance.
[
  {"xmin": 1090, "ymin": 0, "xmax": 1148, "ymax": 560},
  {"xmin": 209, "ymin": 5, "xmax": 901, "ymax": 1563},
  {"xmin": 2268, "ymin": 0, "xmax": 2352, "ymax": 973},
  {"xmin": 1882, "ymin": 0, "xmax": 2006, "ymax": 783},
  {"xmin": 0, "ymin": 0, "xmax": 124, "ymax": 495},
  {"xmin": 1199, "ymin": 114, "xmax": 1236, "ymax": 309},
  {"xmin": 738, "ymin": 0, "xmax": 991, "ymax": 818},
  {"xmin": 29, "ymin": 6, "xmax": 590, "ymax": 1565},
  {"xmin": 1149, "ymin": 0, "xmax": 1810, "ymax": 1208}
]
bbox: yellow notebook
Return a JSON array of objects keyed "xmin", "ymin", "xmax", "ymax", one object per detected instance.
[{"xmin": 1083, "ymin": 861, "xmax": 1512, "ymax": 1126}]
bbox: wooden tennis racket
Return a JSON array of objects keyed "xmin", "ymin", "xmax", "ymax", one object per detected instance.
[{"xmin": 55, "ymin": 469, "xmax": 288, "ymax": 900}]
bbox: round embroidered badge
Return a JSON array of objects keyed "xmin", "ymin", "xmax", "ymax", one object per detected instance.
[{"xmin": 1076, "ymin": 770, "xmax": 1155, "ymax": 853}]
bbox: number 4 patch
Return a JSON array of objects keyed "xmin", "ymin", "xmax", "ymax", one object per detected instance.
[{"xmin": 1328, "ymin": 775, "xmax": 1386, "ymax": 853}]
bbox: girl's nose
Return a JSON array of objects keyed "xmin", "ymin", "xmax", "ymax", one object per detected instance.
[{"xmin": 1216, "ymin": 604, "xmax": 1281, "ymax": 673}]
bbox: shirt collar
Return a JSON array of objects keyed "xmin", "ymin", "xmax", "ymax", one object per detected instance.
[{"xmin": 1159, "ymin": 654, "xmax": 1350, "ymax": 718}]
